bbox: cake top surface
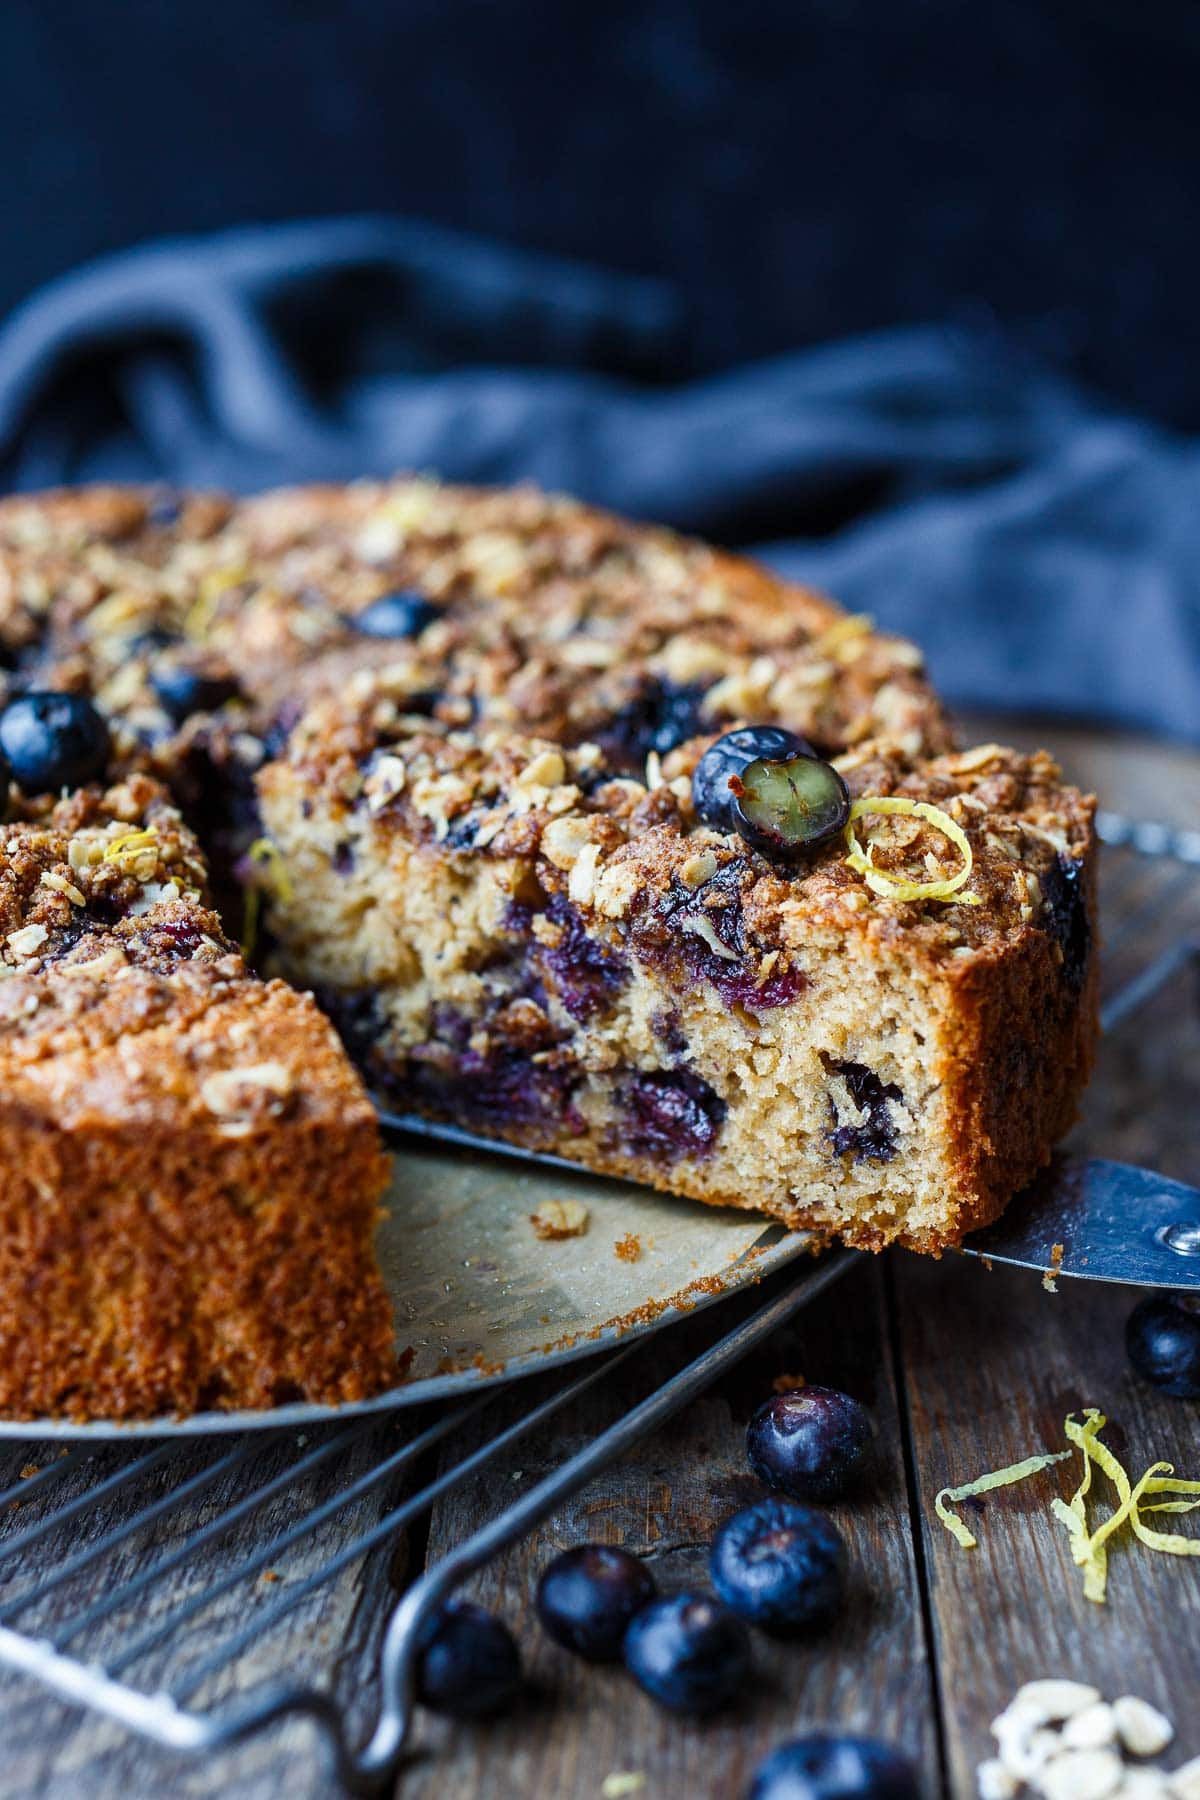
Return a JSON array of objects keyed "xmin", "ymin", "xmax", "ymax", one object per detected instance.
[
  {"xmin": 263, "ymin": 668, "xmax": 1093, "ymax": 979},
  {"xmin": 0, "ymin": 479, "xmax": 952, "ymax": 776},
  {"xmin": 0, "ymin": 768, "xmax": 376, "ymax": 1135},
  {"xmin": 0, "ymin": 477, "xmax": 1092, "ymax": 1081}
]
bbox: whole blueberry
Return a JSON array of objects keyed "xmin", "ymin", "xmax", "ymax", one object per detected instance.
[
  {"xmin": 1126, "ymin": 1294, "xmax": 1200, "ymax": 1398},
  {"xmin": 710, "ymin": 1499, "xmax": 846, "ymax": 1633},
  {"xmin": 414, "ymin": 1599, "xmax": 522, "ymax": 1719},
  {"xmin": 747, "ymin": 1386, "xmax": 875, "ymax": 1503},
  {"xmin": 623, "ymin": 1592, "xmax": 751, "ymax": 1714},
  {"xmin": 351, "ymin": 590, "xmax": 440, "ymax": 639},
  {"xmin": 0, "ymin": 691, "xmax": 109, "ymax": 794},
  {"xmin": 150, "ymin": 663, "xmax": 242, "ymax": 723},
  {"xmin": 692, "ymin": 727, "xmax": 814, "ymax": 832},
  {"xmin": 748, "ymin": 1735, "xmax": 919, "ymax": 1800},
  {"xmin": 536, "ymin": 1543, "xmax": 657, "ymax": 1661}
]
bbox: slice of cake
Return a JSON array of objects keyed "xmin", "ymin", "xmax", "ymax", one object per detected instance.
[
  {"xmin": 0, "ymin": 775, "xmax": 395, "ymax": 1419},
  {"xmin": 255, "ymin": 688, "xmax": 1096, "ymax": 1253}
]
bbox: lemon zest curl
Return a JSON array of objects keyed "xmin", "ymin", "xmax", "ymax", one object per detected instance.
[
  {"xmin": 936, "ymin": 1405, "xmax": 1200, "ymax": 1604},
  {"xmin": 843, "ymin": 796, "xmax": 980, "ymax": 906}
]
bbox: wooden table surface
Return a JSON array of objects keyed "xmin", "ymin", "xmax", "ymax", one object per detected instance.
[{"xmin": 1, "ymin": 717, "xmax": 1198, "ymax": 1800}]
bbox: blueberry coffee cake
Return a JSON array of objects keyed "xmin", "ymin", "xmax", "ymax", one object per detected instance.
[{"xmin": 0, "ymin": 478, "xmax": 1097, "ymax": 1412}]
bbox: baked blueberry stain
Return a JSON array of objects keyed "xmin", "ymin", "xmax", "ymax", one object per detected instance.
[
  {"xmin": 410, "ymin": 1017, "xmax": 585, "ymax": 1140},
  {"xmin": 539, "ymin": 895, "xmax": 628, "ymax": 1021},
  {"xmin": 1040, "ymin": 852, "xmax": 1090, "ymax": 993},
  {"xmin": 632, "ymin": 859, "xmax": 806, "ymax": 1013},
  {"xmin": 504, "ymin": 895, "xmax": 628, "ymax": 1023},
  {"xmin": 596, "ymin": 677, "xmax": 712, "ymax": 772},
  {"xmin": 621, "ymin": 1068, "xmax": 728, "ymax": 1161},
  {"xmin": 827, "ymin": 1060, "xmax": 902, "ymax": 1163}
]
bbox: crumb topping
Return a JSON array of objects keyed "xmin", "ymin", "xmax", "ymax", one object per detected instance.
[{"xmin": 0, "ymin": 478, "xmax": 951, "ymax": 775}]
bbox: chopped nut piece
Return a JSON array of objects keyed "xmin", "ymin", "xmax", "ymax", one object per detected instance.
[
  {"xmin": 978, "ymin": 1760, "xmax": 1020, "ymax": 1800},
  {"xmin": 529, "ymin": 1198, "xmax": 590, "ymax": 1241},
  {"xmin": 200, "ymin": 1062, "xmax": 295, "ymax": 1125},
  {"xmin": 1036, "ymin": 1748, "xmax": 1123, "ymax": 1800},
  {"xmin": 1170, "ymin": 1755, "xmax": 1200, "ymax": 1800},
  {"xmin": 541, "ymin": 815, "xmax": 594, "ymax": 871},
  {"xmin": 1012, "ymin": 1683, "xmax": 1103, "ymax": 1725},
  {"xmin": 680, "ymin": 913, "xmax": 739, "ymax": 961},
  {"xmin": 515, "ymin": 748, "xmax": 566, "ymax": 791},
  {"xmin": 1063, "ymin": 1705, "xmax": 1118, "ymax": 1752},
  {"xmin": 679, "ymin": 849, "xmax": 718, "ymax": 889},
  {"xmin": 1112, "ymin": 1699, "xmax": 1173, "ymax": 1760},
  {"xmin": 6, "ymin": 924, "xmax": 48, "ymax": 960}
]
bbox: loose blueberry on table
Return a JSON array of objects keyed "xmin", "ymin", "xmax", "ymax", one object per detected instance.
[
  {"xmin": 414, "ymin": 1600, "xmax": 522, "ymax": 1719},
  {"xmin": 622, "ymin": 1591, "xmax": 751, "ymax": 1714},
  {"xmin": 0, "ymin": 691, "xmax": 109, "ymax": 794},
  {"xmin": 351, "ymin": 590, "xmax": 441, "ymax": 638},
  {"xmin": 535, "ymin": 1543, "xmax": 657, "ymax": 1661},
  {"xmin": 746, "ymin": 1386, "xmax": 875, "ymax": 1503},
  {"xmin": 748, "ymin": 1734, "xmax": 919, "ymax": 1800},
  {"xmin": 1126, "ymin": 1294, "xmax": 1200, "ymax": 1398},
  {"xmin": 710, "ymin": 1498, "xmax": 846, "ymax": 1633}
]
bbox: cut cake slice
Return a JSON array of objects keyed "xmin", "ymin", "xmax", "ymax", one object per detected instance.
[
  {"xmin": 256, "ymin": 690, "xmax": 1096, "ymax": 1254},
  {"xmin": 0, "ymin": 775, "xmax": 395, "ymax": 1419}
]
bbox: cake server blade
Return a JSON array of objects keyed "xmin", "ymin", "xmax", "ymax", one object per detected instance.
[
  {"xmin": 380, "ymin": 1114, "xmax": 1200, "ymax": 1292},
  {"xmin": 959, "ymin": 1154, "xmax": 1200, "ymax": 1290}
]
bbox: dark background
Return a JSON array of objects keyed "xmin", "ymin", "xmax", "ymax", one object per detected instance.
[{"xmin": 2, "ymin": 0, "xmax": 1196, "ymax": 423}]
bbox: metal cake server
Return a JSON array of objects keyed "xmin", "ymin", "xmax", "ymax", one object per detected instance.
[
  {"xmin": 959, "ymin": 1153, "xmax": 1200, "ymax": 1289},
  {"xmin": 382, "ymin": 1114, "xmax": 1200, "ymax": 1292}
]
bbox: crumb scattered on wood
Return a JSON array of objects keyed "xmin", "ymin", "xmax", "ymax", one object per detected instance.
[
  {"xmin": 601, "ymin": 1776, "xmax": 647, "ymax": 1799},
  {"xmin": 614, "ymin": 1232, "xmax": 642, "ymax": 1263},
  {"xmin": 530, "ymin": 1198, "xmax": 590, "ymax": 1240}
]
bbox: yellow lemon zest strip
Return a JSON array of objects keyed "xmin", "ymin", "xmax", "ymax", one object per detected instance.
[
  {"xmin": 1131, "ymin": 1474, "xmax": 1200, "ymax": 1556},
  {"xmin": 844, "ymin": 796, "xmax": 980, "ymax": 906},
  {"xmin": 247, "ymin": 837, "xmax": 294, "ymax": 904},
  {"xmin": 1055, "ymin": 1408, "xmax": 1106, "ymax": 1565},
  {"xmin": 183, "ymin": 565, "xmax": 248, "ymax": 641},
  {"xmin": 102, "ymin": 827, "xmax": 157, "ymax": 862},
  {"xmin": 937, "ymin": 1405, "xmax": 1200, "ymax": 1603},
  {"xmin": 934, "ymin": 1449, "xmax": 1073, "ymax": 1550}
]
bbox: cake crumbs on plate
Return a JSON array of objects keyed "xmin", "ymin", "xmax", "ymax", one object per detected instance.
[
  {"xmin": 614, "ymin": 1232, "xmax": 642, "ymax": 1263},
  {"xmin": 529, "ymin": 1198, "xmax": 590, "ymax": 1240}
]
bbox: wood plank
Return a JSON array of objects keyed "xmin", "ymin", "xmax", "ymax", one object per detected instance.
[
  {"xmin": 895, "ymin": 1252, "xmax": 1200, "ymax": 1800},
  {"xmin": 407, "ymin": 1258, "xmax": 940, "ymax": 1800}
]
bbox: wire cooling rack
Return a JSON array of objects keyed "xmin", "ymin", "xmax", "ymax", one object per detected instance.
[{"xmin": 0, "ymin": 808, "xmax": 1194, "ymax": 1795}]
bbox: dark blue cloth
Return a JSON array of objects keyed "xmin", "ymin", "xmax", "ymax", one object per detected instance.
[{"xmin": 0, "ymin": 218, "xmax": 1195, "ymax": 741}]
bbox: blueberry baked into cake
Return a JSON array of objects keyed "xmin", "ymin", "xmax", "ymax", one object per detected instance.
[{"xmin": 0, "ymin": 480, "xmax": 1097, "ymax": 1416}]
